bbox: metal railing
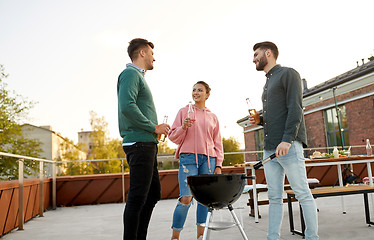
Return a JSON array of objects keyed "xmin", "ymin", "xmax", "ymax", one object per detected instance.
[{"xmin": 0, "ymin": 152, "xmax": 55, "ymax": 230}]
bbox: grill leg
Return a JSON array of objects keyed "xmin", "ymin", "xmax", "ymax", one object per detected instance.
[
  {"xmin": 228, "ymin": 204, "xmax": 249, "ymax": 240},
  {"xmin": 363, "ymin": 193, "xmax": 374, "ymax": 225},
  {"xmin": 203, "ymin": 207, "xmax": 214, "ymax": 240}
]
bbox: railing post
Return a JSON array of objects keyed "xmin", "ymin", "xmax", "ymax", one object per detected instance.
[
  {"xmin": 52, "ymin": 161, "xmax": 56, "ymax": 209},
  {"xmin": 18, "ymin": 159, "xmax": 24, "ymax": 230},
  {"xmin": 39, "ymin": 161, "xmax": 44, "ymax": 217},
  {"xmin": 122, "ymin": 159, "xmax": 125, "ymax": 203}
]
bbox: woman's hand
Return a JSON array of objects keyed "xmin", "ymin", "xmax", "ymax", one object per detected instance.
[
  {"xmin": 182, "ymin": 117, "xmax": 195, "ymax": 130},
  {"xmin": 213, "ymin": 167, "xmax": 222, "ymax": 174}
]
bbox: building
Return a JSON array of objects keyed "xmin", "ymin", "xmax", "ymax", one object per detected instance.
[
  {"xmin": 21, "ymin": 124, "xmax": 87, "ymax": 175},
  {"xmin": 78, "ymin": 130, "xmax": 93, "ymax": 158},
  {"xmin": 237, "ymin": 57, "xmax": 374, "ymax": 161}
]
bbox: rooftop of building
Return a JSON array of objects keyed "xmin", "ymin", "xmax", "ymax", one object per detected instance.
[{"xmin": 303, "ymin": 56, "xmax": 374, "ymax": 97}]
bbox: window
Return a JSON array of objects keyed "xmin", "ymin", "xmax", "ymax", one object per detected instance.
[
  {"xmin": 255, "ymin": 129, "xmax": 264, "ymax": 160},
  {"xmin": 324, "ymin": 105, "xmax": 349, "ymax": 150}
]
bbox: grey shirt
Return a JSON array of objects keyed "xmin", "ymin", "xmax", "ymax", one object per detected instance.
[{"xmin": 259, "ymin": 64, "xmax": 307, "ymax": 150}]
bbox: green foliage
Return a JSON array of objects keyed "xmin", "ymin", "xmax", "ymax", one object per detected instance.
[
  {"xmin": 89, "ymin": 112, "xmax": 125, "ymax": 170},
  {"xmin": 0, "ymin": 65, "xmax": 42, "ymax": 180},
  {"xmin": 222, "ymin": 136, "xmax": 244, "ymax": 166},
  {"xmin": 160, "ymin": 160, "xmax": 176, "ymax": 170},
  {"xmin": 58, "ymin": 115, "xmax": 126, "ymax": 176},
  {"xmin": 157, "ymin": 141, "xmax": 177, "ymax": 170},
  {"xmin": 89, "ymin": 111, "xmax": 118, "ymax": 160},
  {"xmin": 61, "ymin": 139, "xmax": 86, "ymax": 161},
  {"xmin": 158, "ymin": 140, "xmax": 175, "ymax": 154},
  {"xmin": 58, "ymin": 112, "xmax": 129, "ymax": 176},
  {"xmin": 58, "ymin": 138, "xmax": 86, "ymax": 176}
]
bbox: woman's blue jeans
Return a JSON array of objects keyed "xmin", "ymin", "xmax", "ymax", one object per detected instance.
[
  {"xmin": 264, "ymin": 141, "xmax": 319, "ymax": 240},
  {"xmin": 172, "ymin": 153, "xmax": 216, "ymax": 231}
]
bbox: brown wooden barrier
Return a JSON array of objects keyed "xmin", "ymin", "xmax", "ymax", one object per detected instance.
[
  {"xmin": 0, "ymin": 179, "xmax": 51, "ymax": 236},
  {"xmin": 55, "ymin": 167, "xmax": 245, "ymax": 206}
]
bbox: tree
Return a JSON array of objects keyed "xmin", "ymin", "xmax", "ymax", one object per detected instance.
[
  {"xmin": 88, "ymin": 111, "xmax": 128, "ymax": 173},
  {"xmin": 59, "ymin": 138, "xmax": 87, "ymax": 176},
  {"xmin": 158, "ymin": 140, "xmax": 175, "ymax": 154},
  {"xmin": 0, "ymin": 64, "xmax": 42, "ymax": 180},
  {"xmin": 89, "ymin": 111, "xmax": 118, "ymax": 159},
  {"xmin": 59, "ymin": 111, "xmax": 129, "ymax": 176},
  {"xmin": 222, "ymin": 137, "xmax": 244, "ymax": 166},
  {"xmin": 157, "ymin": 140, "xmax": 177, "ymax": 170}
]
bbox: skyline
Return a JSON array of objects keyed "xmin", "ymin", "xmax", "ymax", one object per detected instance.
[{"xmin": 1, "ymin": 0, "xmax": 373, "ymax": 148}]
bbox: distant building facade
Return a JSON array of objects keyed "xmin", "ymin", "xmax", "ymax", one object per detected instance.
[
  {"xmin": 21, "ymin": 124, "xmax": 87, "ymax": 160},
  {"xmin": 78, "ymin": 130, "xmax": 93, "ymax": 158},
  {"xmin": 238, "ymin": 57, "xmax": 374, "ymax": 161}
]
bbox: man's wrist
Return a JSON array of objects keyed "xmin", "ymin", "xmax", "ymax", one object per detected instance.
[{"xmin": 215, "ymin": 166, "xmax": 222, "ymax": 169}]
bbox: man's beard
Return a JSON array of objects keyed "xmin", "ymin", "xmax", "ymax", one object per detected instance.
[
  {"xmin": 146, "ymin": 62, "xmax": 154, "ymax": 71},
  {"xmin": 256, "ymin": 55, "xmax": 268, "ymax": 71}
]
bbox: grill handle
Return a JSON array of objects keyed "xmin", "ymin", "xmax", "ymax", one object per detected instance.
[
  {"xmin": 253, "ymin": 153, "xmax": 276, "ymax": 170},
  {"xmin": 241, "ymin": 175, "xmax": 256, "ymax": 180}
]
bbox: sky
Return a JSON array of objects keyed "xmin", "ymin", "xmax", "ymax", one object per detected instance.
[{"xmin": 0, "ymin": 0, "xmax": 373, "ymax": 149}]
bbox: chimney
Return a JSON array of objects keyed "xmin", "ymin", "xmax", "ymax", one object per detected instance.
[
  {"xmin": 302, "ymin": 78, "xmax": 308, "ymax": 92},
  {"xmin": 362, "ymin": 58, "xmax": 365, "ymax": 65}
]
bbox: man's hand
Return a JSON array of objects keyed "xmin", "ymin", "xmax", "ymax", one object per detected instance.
[
  {"xmin": 249, "ymin": 112, "xmax": 260, "ymax": 125},
  {"xmin": 155, "ymin": 123, "xmax": 170, "ymax": 136},
  {"xmin": 275, "ymin": 142, "xmax": 291, "ymax": 158}
]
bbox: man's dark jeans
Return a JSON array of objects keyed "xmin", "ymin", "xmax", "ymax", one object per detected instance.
[{"xmin": 122, "ymin": 142, "xmax": 161, "ymax": 240}]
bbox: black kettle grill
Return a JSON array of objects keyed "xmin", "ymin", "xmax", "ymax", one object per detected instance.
[{"xmin": 187, "ymin": 174, "xmax": 254, "ymax": 240}]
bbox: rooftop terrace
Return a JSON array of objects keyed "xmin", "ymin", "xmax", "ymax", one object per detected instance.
[{"xmin": 2, "ymin": 192, "xmax": 374, "ymax": 240}]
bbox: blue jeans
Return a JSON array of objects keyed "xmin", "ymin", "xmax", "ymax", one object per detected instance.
[
  {"xmin": 172, "ymin": 153, "xmax": 216, "ymax": 231},
  {"xmin": 264, "ymin": 141, "xmax": 318, "ymax": 240}
]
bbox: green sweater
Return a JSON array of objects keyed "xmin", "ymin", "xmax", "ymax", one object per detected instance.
[{"xmin": 117, "ymin": 65, "xmax": 158, "ymax": 143}]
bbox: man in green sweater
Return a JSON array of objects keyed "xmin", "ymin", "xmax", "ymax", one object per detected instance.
[{"xmin": 117, "ymin": 38, "xmax": 170, "ymax": 240}]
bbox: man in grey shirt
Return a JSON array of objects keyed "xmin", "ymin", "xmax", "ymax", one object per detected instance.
[{"xmin": 249, "ymin": 41, "xmax": 318, "ymax": 240}]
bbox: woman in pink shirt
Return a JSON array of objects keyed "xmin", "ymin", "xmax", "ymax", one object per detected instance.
[{"xmin": 169, "ymin": 81, "xmax": 224, "ymax": 240}]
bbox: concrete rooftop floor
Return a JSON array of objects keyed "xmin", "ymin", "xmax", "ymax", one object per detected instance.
[{"xmin": 2, "ymin": 192, "xmax": 374, "ymax": 240}]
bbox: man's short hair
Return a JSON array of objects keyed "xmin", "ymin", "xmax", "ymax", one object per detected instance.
[
  {"xmin": 253, "ymin": 41, "xmax": 279, "ymax": 59},
  {"xmin": 127, "ymin": 38, "xmax": 154, "ymax": 61}
]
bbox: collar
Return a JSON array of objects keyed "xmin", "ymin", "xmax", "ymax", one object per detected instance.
[
  {"xmin": 266, "ymin": 64, "xmax": 281, "ymax": 77},
  {"xmin": 126, "ymin": 63, "xmax": 145, "ymax": 74}
]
